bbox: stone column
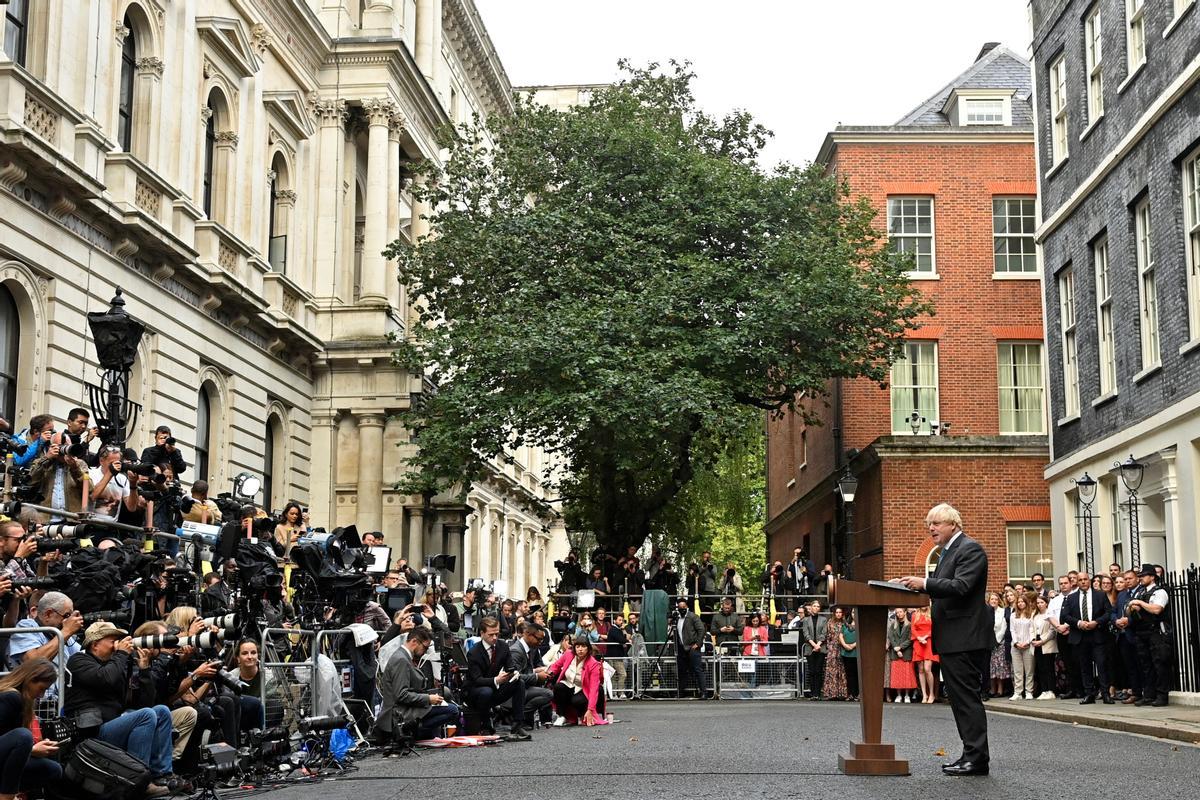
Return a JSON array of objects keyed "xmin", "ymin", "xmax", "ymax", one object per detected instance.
[
  {"xmin": 387, "ymin": 113, "xmax": 405, "ymax": 310},
  {"xmin": 214, "ymin": 131, "xmax": 238, "ymax": 226},
  {"xmin": 1161, "ymin": 449, "xmax": 1181, "ymax": 570},
  {"xmin": 310, "ymin": 96, "xmax": 346, "ymax": 299},
  {"xmin": 308, "ymin": 410, "xmax": 338, "ymax": 531},
  {"xmin": 355, "ymin": 413, "xmax": 385, "ymax": 533},
  {"xmin": 134, "ymin": 57, "xmax": 163, "ymax": 165},
  {"xmin": 414, "ymin": 0, "xmax": 442, "ymax": 83},
  {"xmin": 360, "ymin": 99, "xmax": 394, "ymax": 303},
  {"xmin": 406, "ymin": 506, "xmax": 424, "ymax": 566},
  {"xmin": 444, "ymin": 518, "xmax": 465, "ymax": 591}
]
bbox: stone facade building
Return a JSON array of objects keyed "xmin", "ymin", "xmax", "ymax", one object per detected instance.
[
  {"xmin": 766, "ymin": 45, "xmax": 1051, "ymax": 588},
  {"xmin": 0, "ymin": 0, "xmax": 567, "ymax": 593},
  {"xmin": 1032, "ymin": 0, "xmax": 1200, "ymax": 574}
]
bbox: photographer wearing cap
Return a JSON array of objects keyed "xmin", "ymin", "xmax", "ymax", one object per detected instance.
[
  {"xmin": 140, "ymin": 426, "xmax": 187, "ymax": 478},
  {"xmin": 375, "ymin": 626, "xmax": 459, "ymax": 742},
  {"xmin": 88, "ymin": 445, "xmax": 140, "ymax": 521},
  {"xmin": 65, "ymin": 622, "xmax": 175, "ymax": 797},
  {"xmin": 5, "ymin": 591, "xmax": 82, "ymax": 700}
]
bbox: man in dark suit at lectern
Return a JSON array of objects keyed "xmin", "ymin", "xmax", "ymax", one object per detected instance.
[{"xmin": 897, "ymin": 503, "xmax": 992, "ymax": 776}]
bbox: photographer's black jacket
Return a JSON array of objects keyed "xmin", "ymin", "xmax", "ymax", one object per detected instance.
[
  {"xmin": 131, "ymin": 654, "xmax": 178, "ymax": 709},
  {"xmin": 65, "ymin": 650, "xmax": 132, "ymax": 724},
  {"xmin": 140, "ymin": 444, "xmax": 187, "ymax": 477}
]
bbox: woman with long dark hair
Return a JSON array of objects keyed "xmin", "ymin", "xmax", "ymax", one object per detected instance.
[
  {"xmin": 544, "ymin": 636, "xmax": 606, "ymax": 726},
  {"xmin": 273, "ymin": 502, "xmax": 307, "ymax": 559},
  {"xmin": 0, "ymin": 658, "xmax": 63, "ymax": 799}
]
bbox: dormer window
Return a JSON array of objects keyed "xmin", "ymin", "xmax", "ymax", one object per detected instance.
[
  {"xmin": 942, "ymin": 88, "xmax": 1014, "ymax": 126},
  {"xmin": 964, "ymin": 98, "xmax": 1005, "ymax": 124}
]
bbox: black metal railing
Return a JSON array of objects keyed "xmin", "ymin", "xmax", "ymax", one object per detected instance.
[{"xmin": 1166, "ymin": 564, "xmax": 1200, "ymax": 694}]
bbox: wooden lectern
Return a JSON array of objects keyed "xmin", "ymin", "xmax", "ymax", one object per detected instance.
[{"xmin": 827, "ymin": 576, "xmax": 929, "ymax": 776}]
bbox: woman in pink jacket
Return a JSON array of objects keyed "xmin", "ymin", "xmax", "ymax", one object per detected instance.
[{"xmin": 544, "ymin": 636, "xmax": 606, "ymax": 726}]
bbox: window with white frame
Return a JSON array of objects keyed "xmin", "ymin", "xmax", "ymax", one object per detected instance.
[
  {"xmin": 1007, "ymin": 525, "xmax": 1054, "ymax": 583},
  {"xmin": 1085, "ymin": 5, "xmax": 1104, "ymax": 122},
  {"xmin": 1050, "ymin": 55, "xmax": 1068, "ymax": 164},
  {"xmin": 998, "ymin": 342, "xmax": 1045, "ymax": 434},
  {"xmin": 887, "ymin": 197, "xmax": 935, "ymax": 273},
  {"xmin": 1107, "ymin": 481, "xmax": 1125, "ymax": 568},
  {"xmin": 1184, "ymin": 149, "xmax": 1200, "ymax": 340},
  {"xmin": 1095, "ymin": 237, "xmax": 1117, "ymax": 396},
  {"xmin": 1176, "ymin": 0, "xmax": 1196, "ymax": 20},
  {"xmin": 964, "ymin": 98, "xmax": 1005, "ymax": 124},
  {"xmin": 1059, "ymin": 268, "xmax": 1080, "ymax": 416},
  {"xmin": 890, "ymin": 341, "xmax": 938, "ymax": 433},
  {"xmin": 1127, "ymin": 0, "xmax": 1146, "ymax": 73},
  {"xmin": 1135, "ymin": 200, "xmax": 1160, "ymax": 369},
  {"xmin": 993, "ymin": 197, "xmax": 1037, "ymax": 273}
]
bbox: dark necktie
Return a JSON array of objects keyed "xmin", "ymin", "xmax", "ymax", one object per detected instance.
[
  {"xmin": 1082, "ymin": 591, "xmax": 1089, "ymax": 623},
  {"xmin": 489, "ymin": 645, "xmax": 497, "ymax": 667}
]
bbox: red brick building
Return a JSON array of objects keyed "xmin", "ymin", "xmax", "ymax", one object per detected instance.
[{"xmin": 766, "ymin": 45, "xmax": 1051, "ymax": 589}]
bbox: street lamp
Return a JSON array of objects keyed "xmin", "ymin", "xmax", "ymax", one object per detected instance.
[
  {"xmin": 85, "ymin": 289, "xmax": 145, "ymax": 448},
  {"xmin": 1116, "ymin": 454, "xmax": 1145, "ymax": 568},
  {"xmin": 1072, "ymin": 472, "xmax": 1097, "ymax": 574},
  {"xmin": 837, "ymin": 467, "xmax": 859, "ymax": 579}
]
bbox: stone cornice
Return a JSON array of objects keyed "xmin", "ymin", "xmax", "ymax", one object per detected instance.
[
  {"xmin": 815, "ymin": 127, "xmax": 1033, "ymax": 166},
  {"xmin": 443, "ymin": 0, "xmax": 514, "ymax": 119}
]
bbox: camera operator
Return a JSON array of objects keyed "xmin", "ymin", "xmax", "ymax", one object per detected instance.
[
  {"xmin": 27, "ymin": 432, "xmax": 87, "ymax": 523},
  {"xmin": 584, "ymin": 566, "xmax": 611, "ymax": 609},
  {"xmin": 787, "ymin": 547, "xmax": 817, "ymax": 603},
  {"xmin": 128, "ymin": 621, "xmax": 200, "ymax": 772},
  {"xmin": 180, "ymin": 481, "xmax": 222, "ymax": 525},
  {"xmin": 141, "ymin": 426, "xmax": 187, "ymax": 478},
  {"xmin": 64, "ymin": 622, "xmax": 175, "ymax": 797},
  {"xmin": 5, "ymin": 591, "xmax": 82, "ymax": 701},
  {"xmin": 163, "ymin": 608, "xmax": 242, "ymax": 749},
  {"xmin": 720, "ymin": 563, "xmax": 744, "ymax": 611},
  {"xmin": 374, "ymin": 626, "xmax": 459, "ymax": 743},
  {"xmin": 63, "ymin": 408, "xmax": 99, "ymax": 467},
  {"xmin": 695, "ymin": 551, "xmax": 718, "ymax": 611},
  {"xmin": 553, "ymin": 551, "xmax": 585, "ymax": 594},
  {"xmin": 11, "ymin": 415, "xmax": 53, "ymax": 469},
  {"xmin": 393, "ymin": 558, "xmax": 420, "ymax": 587},
  {"xmin": 89, "ymin": 445, "xmax": 140, "ymax": 521}
]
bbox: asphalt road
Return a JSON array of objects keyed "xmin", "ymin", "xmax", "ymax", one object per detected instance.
[{"xmin": 244, "ymin": 700, "xmax": 1198, "ymax": 799}]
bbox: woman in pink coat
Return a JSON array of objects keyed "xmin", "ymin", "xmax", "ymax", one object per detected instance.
[{"xmin": 544, "ymin": 636, "xmax": 606, "ymax": 726}]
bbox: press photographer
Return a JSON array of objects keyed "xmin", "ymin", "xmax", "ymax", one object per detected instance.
[
  {"xmin": 88, "ymin": 445, "xmax": 141, "ymax": 521},
  {"xmin": 128, "ymin": 621, "xmax": 201, "ymax": 772},
  {"xmin": 5, "ymin": 591, "xmax": 82, "ymax": 701},
  {"xmin": 64, "ymin": 621, "xmax": 175, "ymax": 798},
  {"xmin": 140, "ymin": 426, "xmax": 187, "ymax": 478},
  {"xmin": 161, "ymin": 607, "xmax": 244, "ymax": 750},
  {"xmin": 27, "ymin": 432, "xmax": 88, "ymax": 524}
]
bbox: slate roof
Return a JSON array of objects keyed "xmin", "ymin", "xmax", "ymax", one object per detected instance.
[{"xmin": 893, "ymin": 44, "xmax": 1034, "ymax": 128}]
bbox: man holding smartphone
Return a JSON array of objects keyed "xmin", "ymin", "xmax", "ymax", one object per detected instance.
[{"xmin": 465, "ymin": 617, "xmax": 531, "ymax": 740}]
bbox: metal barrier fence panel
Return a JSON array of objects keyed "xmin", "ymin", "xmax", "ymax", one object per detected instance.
[
  {"xmin": 0, "ymin": 627, "xmax": 68, "ymax": 729},
  {"xmin": 634, "ymin": 643, "xmax": 718, "ymax": 697},
  {"xmin": 716, "ymin": 644, "xmax": 804, "ymax": 700},
  {"xmin": 259, "ymin": 627, "xmax": 316, "ymax": 736},
  {"xmin": 604, "ymin": 656, "xmax": 634, "ymax": 699}
]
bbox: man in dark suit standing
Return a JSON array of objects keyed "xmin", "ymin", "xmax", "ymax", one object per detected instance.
[
  {"xmin": 673, "ymin": 597, "xmax": 710, "ymax": 699},
  {"xmin": 897, "ymin": 503, "xmax": 992, "ymax": 776},
  {"xmin": 1060, "ymin": 571, "xmax": 1114, "ymax": 704},
  {"xmin": 466, "ymin": 617, "xmax": 531, "ymax": 740}
]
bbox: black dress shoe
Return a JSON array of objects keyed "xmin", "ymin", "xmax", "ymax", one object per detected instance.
[
  {"xmin": 1101, "ymin": 694, "xmax": 1115, "ymax": 704},
  {"xmin": 943, "ymin": 761, "xmax": 989, "ymax": 776},
  {"xmin": 941, "ymin": 756, "xmax": 965, "ymax": 769},
  {"xmin": 505, "ymin": 726, "xmax": 532, "ymax": 741},
  {"xmin": 1079, "ymin": 695, "xmax": 1096, "ymax": 705}
]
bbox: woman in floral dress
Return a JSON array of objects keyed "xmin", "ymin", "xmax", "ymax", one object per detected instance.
[{"xmin": 822, "ymin": 606, "xmax": 849, "ymax": 700}]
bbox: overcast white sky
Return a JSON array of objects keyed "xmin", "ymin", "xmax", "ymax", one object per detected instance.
[{"xmin": 475, "ymin": 0, "xmax": 1032, "ymax": 167}]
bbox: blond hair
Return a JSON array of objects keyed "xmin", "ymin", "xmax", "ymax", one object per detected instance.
[{"xmin": 925, "ymin": 503, "xmax": 963, "ymax": 530}]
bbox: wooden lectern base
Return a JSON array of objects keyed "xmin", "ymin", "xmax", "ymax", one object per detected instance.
[{"xmin": 837, "ymin": 741, "xmax": 910, "ymax": 776}]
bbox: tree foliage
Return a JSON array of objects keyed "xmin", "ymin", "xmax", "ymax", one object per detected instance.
[{"xmin": 387, "ymin": 61, "xmax": 927, "ymax": 554}]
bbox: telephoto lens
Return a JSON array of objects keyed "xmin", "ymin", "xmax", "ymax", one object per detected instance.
[
  {"xmin": 175, "ymin": 630, "xmax": 226, "ymax": 650},
  {"xmin": 130, "ymin": 633, "xmax": 180, "ymax": 649},
  {"xmin": 214, "ymin": 669, "xmax": 247, "ymax": 695},
  {"xmin": 35, "ymin": 539, "xmax": 80, "ymax": 554},
  {"xmin": 200, "ymin": 613, "xmax": 239, "ymax": 632}
]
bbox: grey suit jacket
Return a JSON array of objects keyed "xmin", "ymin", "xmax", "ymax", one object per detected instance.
[
  {"xmin": 800, "ymin": 614, "xmax": 829, "ymax": 656},
  {"xmin": 926, "ymin": 533, "xmax": 993, "ymax": 655},
  {"xmin": 374, "ymin": 644, "xmax": 432, "ymax": 736},
  {"xmin": 509, "ymin": 638, "xmax": 543, "ymax": 686},
  {"xmin": 674, "ymin": 611, "xmax": 707, "ymax": 650}
]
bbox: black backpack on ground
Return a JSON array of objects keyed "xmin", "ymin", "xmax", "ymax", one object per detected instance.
[{"xmin": 61, "ymin": 738, "xmax": 152, "ymax": 799}]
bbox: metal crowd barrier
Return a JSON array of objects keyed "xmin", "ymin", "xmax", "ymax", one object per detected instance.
[
  {"xmin": 0, "ymin": 626, "xmax": 69, "ymax": 726},
  {"xmin": 715, "ymin": 642, "xmax": 805, "ymax": 700},
  {"xmin": 259, "ymin": 627, "xmax": 317, "ymax": 736}
]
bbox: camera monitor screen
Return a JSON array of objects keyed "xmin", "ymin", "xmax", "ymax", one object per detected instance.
[
  {"xmin": 366, "ymin": 546, "xmax": 391, "ymax": 574},
  {"xmin": 384, "ymin": 587, "xmax": 415, "ymax": 613}
]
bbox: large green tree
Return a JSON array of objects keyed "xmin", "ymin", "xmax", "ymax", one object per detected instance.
[{"xmin": 387, "ymin": 62, "xmax": 926, "ymax": 555}]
